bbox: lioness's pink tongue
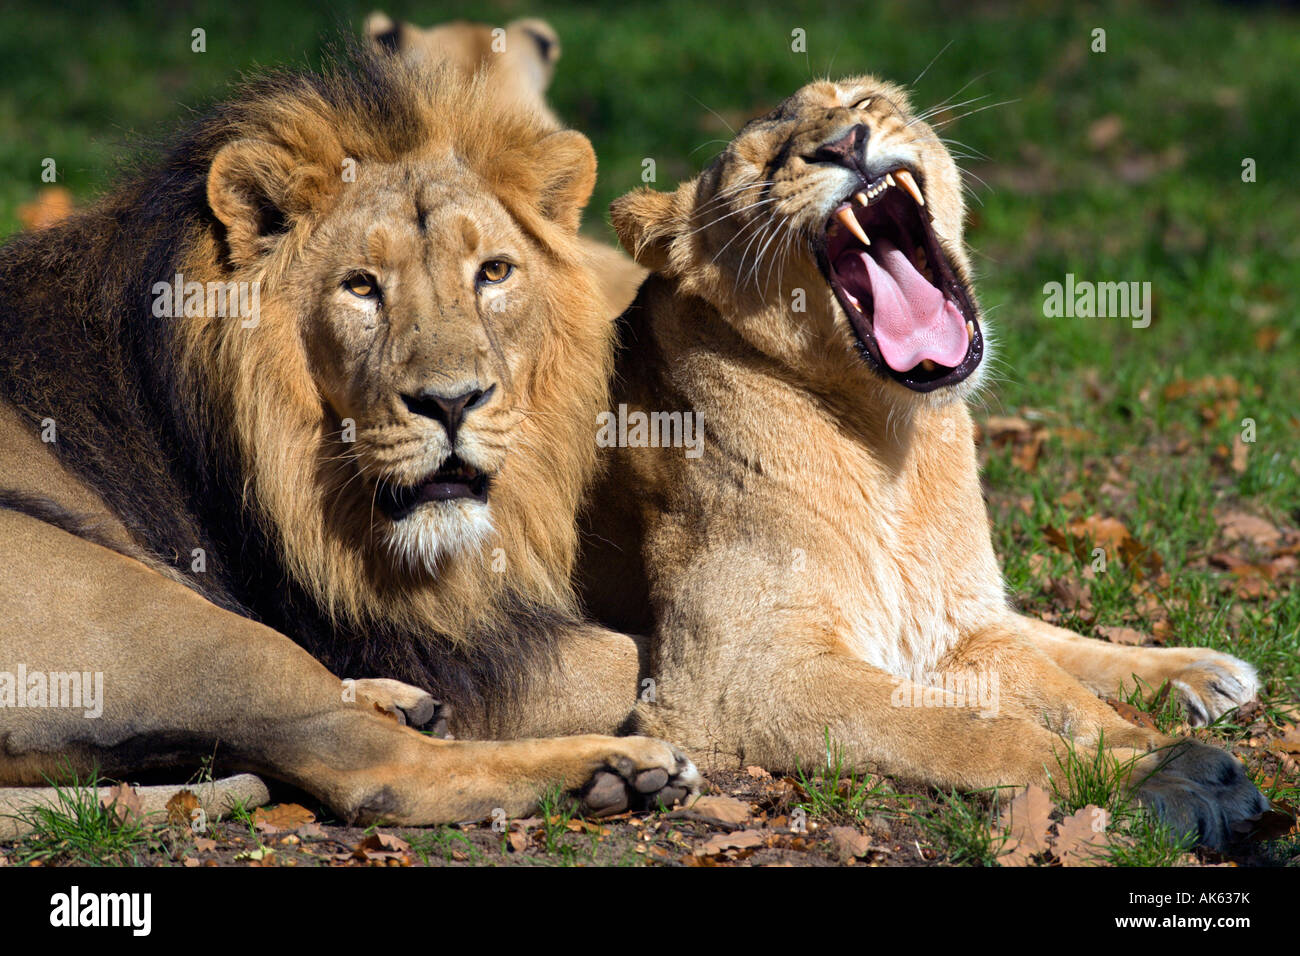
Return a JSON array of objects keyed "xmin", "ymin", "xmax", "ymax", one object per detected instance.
[{"xmin": 857, "ymin": 238, "xmax": 967, "ymax": 372}]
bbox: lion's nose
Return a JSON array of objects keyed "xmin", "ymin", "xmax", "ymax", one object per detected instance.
[
  {"xmin": 403, "ymin": 384, "xmax": 495, "ymax": 442},
  {"xmin": 811, "ymin": 122, "xmax": 870, "ymax": 170}
]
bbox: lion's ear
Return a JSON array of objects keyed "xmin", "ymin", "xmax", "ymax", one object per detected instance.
[
  {"xmin": 610, "ymin": 187, "xmax": 677, "ymax": 273},
  {"xmin": 365, "ymin": 11, "xmax": 405, "ymax": 53},
  {"xmin": 207, "ymin": 139, "xmax": 307, "ymax": 266},
  {"xmin": 529, "ymin": 130, "xmax": 596, "ymax": 234}
]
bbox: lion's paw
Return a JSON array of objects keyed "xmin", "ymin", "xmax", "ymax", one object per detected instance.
[
  {"xmin": 1166, "ymin": 652, "xmax": 1259, "ymax": 727},
  {"xmin": 580, "ymin": 739, "xmax": 703, "ymax": 818},
  {"xmin": 349, "ymin": 677, "xmax": 448, "ymax": 733},
  {"xmin": 1134, "ymin": 740, "xmax": 1268, "ymax": 850}
]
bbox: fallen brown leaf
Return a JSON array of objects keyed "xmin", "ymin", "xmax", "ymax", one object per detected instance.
[
  {"xmin": 253, "ymin": 803, "xmax": 315, "ymax": 832},
  {"xmin": 998, "ymin": 785, "xmax": 1054, "ymax": 866},
  {"xmin": 1097, "ymin": 626, "xmax": 1150, "ymax": 646},
  {"xmin": 684, "ymin": 794, "xmax": 752, "ymax": 826},
  {"xmin": 1217, "ymin": 510, "xmax": 1282, "ymax": 549},
  {"xmin": 1106, "ymin": 697, "xmax": 1161, "ymax": 732},
  {"xmin": 100, "ymin": 782, "xmax": 144, "ymax": 827},
  {"xmin": 1054, "ymin": 806, "xmax": 1110, "ymax": 866},
  {"xmin": 165, "ymin": 789, "xmax": 201, "ymax": 828},
  {"xmin": 828, "ymin": 826, "xmax": 872, "ymax": 862},
  {"xmin": 695, "ymin": 829, "xmax": 765, "ymax": 856}
]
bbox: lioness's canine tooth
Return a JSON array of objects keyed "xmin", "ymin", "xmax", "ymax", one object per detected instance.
[
  {"xmin": 895, "ymin": 169, "xmax": 925, "ymax": 207},
  {"xmin": 835, "ymin": 206, "xmax": 871, "ymax": 246},
  {"xmin": 966, "ymin": 320, "xmax": 975, "ymax": 339}
]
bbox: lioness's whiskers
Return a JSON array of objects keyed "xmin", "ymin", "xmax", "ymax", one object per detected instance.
[
  {"xmin": 928, "ymin": 98, "xmax": 1019, "ymax": 129},
  {"xmin": 685, "ymin": 195, "xmax": 783, "ymax": 241}
]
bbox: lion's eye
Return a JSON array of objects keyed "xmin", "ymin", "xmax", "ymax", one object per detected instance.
[
  {"xmin": 343, "ymin": 272, "xmax": 379, "ymax": 298},
  {"xmin": 477, "ymin": 260, "xmax": 513, "ymax": 285}
]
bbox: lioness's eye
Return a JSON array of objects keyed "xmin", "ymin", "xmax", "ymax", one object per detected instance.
[
  {"xmin": 343, "ymin": 272, "xmax": 379, "ymax": 298},
  {"xmin": 477, "ymin": 260, "xmax": 513, "ymax": 285},
  {"xmin": 852, "ymin": 96, "xmax": 873, "ymax": 110}
]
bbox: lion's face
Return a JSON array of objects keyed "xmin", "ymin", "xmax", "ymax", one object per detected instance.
[
  {"xmin": 297, "ymin": 156, "xmax": 559, "ymax": 570},
  {"xmin": 198, "ymin": 70, "xmax": 608, "ymax": 593},
  {"xmin": 614, "ymin": 76, "xmax": 985, "ymax": 403}
]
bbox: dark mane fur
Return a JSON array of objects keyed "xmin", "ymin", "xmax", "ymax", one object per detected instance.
[{"xmin": 0, "ymin": 41, "xmax": 565, "ymax": 721}]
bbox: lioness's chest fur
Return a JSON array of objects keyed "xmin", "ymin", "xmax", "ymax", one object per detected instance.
[{"xmin": 595, "ymin": 288, "xmax": 1008, "ymax": 683}]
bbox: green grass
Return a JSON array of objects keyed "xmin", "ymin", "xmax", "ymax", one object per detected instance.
[
  {"xmin": 912, "ymin": 789, "xmax": 1012, "ymax": 866},
  {"xmin": 795, "ymin": 730, "xmax": 899, "ymax": 822},
  {"xmin": 406, "ymin": 827, "xmax": 485, "ymax": 865},
  {"xmin": 7, "ymin": 770, "xmax": 162, "ymax": 866}
]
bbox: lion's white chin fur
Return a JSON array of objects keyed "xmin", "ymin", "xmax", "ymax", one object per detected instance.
[{"xmin": 383, "ymin": 501, "xmax": 496, "ymax": 576}]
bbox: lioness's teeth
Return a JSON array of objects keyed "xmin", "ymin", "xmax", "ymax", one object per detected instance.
[
  {"xmin": 835, "ymin": 206, "xmax": 871, "ymax": 246},
  {"xmin": 966, "ymin": 320, "xmax": 975, "ymax": 339},
  {"xmin": 855, "ymin": 191, "xmax": 869, "ymax": 206},
  {"xmin": 895, "ymin": 169, "xmax": 924, "ymax": 207},
  {"xmin": 920, "ymin": 359, "xmax": 936, "ymax": 372}
]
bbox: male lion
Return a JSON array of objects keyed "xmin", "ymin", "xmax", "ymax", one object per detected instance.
[
  {"xmin": 0, "ymin": 47, "xmax": 698, "ymax": 827},
  {"xmin": 364, "ymin": 10, "xmax": 647, "ymax": 320},
  {"xmin": 579, "ymin": 77, "xmax": 1267, "ymax": 847}
]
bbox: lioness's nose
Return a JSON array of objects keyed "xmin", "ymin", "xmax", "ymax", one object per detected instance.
[
  {"xmin": 403, "ymin": 384, "xmax": 495, "ymax": 442},
  {"xmin": 811, "ymin": 122, "xmax": 869, "ymax": 170}
]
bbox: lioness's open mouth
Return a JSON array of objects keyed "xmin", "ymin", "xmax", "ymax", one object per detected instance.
[
  {"xmin": 819, "ymin": 168, "xmax": 983, "ymax": 392},
  {"xmin": 380, "ymin": 456, "xmax": 490, "ymax": 519}
]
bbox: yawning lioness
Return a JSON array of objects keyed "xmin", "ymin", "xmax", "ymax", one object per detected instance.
[{"xmin": 579, "ymin": 76, "xmax": 1267, "ymax": 848}]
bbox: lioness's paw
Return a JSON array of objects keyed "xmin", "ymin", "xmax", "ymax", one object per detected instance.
[
  {"xmin": 349, "ymin": 677, "xmax": 445, "ymax": 730},
  {"xmin": 580, "ymin": 739, "xmax": 703, "ymax": 818},
  {"xmin": 1135, "ymin": 740, "xmax": 1268, "ymax": 850},
  {"xmin": 1166, "ymin": 652, "xmax": 1259, "ymax": 727}
]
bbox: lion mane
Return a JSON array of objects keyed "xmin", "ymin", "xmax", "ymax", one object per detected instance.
[{"xmin": 0, "ymin": 44, "xmax": 612, "ymax": 719}]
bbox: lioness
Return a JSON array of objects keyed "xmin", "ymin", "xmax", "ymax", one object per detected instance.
[
  {"xmin": 365, "ymin": 10, "xmax": 647, "ymax": 320},
  {"xmin": 0, "ymin": 47, "xmax": 698, "ymax": 826},
  {"xmin": 579, "ymin": 77, "xmax": 1267, "ymax": 847}
]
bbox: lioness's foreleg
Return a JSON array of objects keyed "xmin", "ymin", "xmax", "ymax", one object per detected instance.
[
  {"xmin": 0, "ymin": 510, "xmax": 699, "ymax": 824},
  {"xmin": 1014, "ymin": 615, "xmax": 1259, "ymax": 726}
]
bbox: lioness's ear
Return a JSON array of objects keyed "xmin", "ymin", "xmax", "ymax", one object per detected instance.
[
  {"xmin": 610, "ymin": 187, "xmax": 677, "ymax": 273},
  {"xmin": 365, "ymin": 11, "xmax": 405, "ymax": 53},
  {"xmin": 506, "ymin": 18, "xmax": 561, "ymax": 90},
  {"xmin": 530, "ymin": 130, "xmax": 596, "ymax": 233},
  {"xmin": 207, "ymin": 139, "xmax": 304, "ymax": 266}
]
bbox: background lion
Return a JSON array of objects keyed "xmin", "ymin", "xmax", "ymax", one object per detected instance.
[
  {"xmin": 0, "ymin": 43, "xmax": 698, "ymax": 827},
  {"xmin": 580, "ymin": 76, "xmax": 1269, "ymax": 849}
]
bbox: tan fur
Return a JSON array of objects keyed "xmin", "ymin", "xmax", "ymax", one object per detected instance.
[
  {"xmin": 0, "ymin": 51, "xmax": 700, "ymax": 827},
  {"xmin": 580, "ymin": 77, "xmax": 1266, "ymax": 848},
  {"xmin": 365, "ymin": 11, "xmax": 646, "ymax": 319}
]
